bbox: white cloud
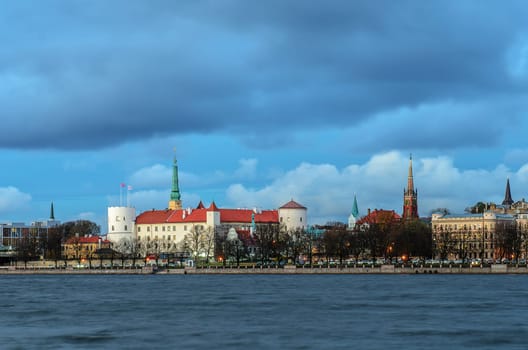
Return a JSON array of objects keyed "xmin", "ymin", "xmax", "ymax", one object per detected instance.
[
  {"xmin": 234, "ymin": 158, "xmax": 258, "ymax": 179},
  {"xmin": 0, "ymin": 187, "xmax": 31, "ymax": 214},
  {"xmin": 129, "ymin": 164, "xmax": 172, "ymax": 188},
  {"xmin": 225, "ymin": 151, "xmax": 528, "ymax": 225}
]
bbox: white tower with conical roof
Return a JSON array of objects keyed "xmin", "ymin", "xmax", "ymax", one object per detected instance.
[{"xmin": 348, "ymin": 194, "xmax": 359, "ymax": 230}]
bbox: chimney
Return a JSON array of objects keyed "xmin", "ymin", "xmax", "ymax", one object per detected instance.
[{"xmin": 368, "ymin": 208, "xmax": 371, "ymax": 215}]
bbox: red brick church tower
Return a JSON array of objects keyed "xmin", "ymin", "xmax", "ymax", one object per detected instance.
[{"xmin": 403, "ymin": 155, "xmax": 419, "ymax": 220}]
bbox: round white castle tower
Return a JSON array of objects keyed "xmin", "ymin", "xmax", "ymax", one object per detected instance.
[
  {"xmin": 107, "ymin": 206, "xmax": 136, "ymax": 244},
  {"xmin": 278, "ymin": 199, "xmax": 307, "ymax": 231}
]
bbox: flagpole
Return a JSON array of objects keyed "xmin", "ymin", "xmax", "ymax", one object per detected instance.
[{"xmin": 120, "ymin": 183, "xmax": 125, "ymax": 206}]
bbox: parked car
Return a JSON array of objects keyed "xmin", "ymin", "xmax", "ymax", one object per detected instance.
[{"xmin": 470, "ymin": 259, "xmax": 482, "ymax": 266}]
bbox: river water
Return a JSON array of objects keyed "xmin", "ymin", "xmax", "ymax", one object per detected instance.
[{"xmin": 0, "ymin": 274, "xmax": 527, "ymax": 349}]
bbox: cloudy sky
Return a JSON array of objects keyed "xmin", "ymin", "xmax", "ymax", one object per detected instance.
[{"xmin": 2, "ymin": 1, "xmax": 528, "ymax": 230}]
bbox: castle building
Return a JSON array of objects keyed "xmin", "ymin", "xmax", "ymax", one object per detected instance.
[
  {"xmin": 107, "ymin": 206, "xmax": 136, "ymax": 244},
  {"xmin": 279, "ymin": 199, "xmax": 307, "ymax": 231},
  {"xmin": 133, "ymin": 155, "xmax": 307, "ymax": 260},
  {"xmin": 402, "ymin": 155, "xmax": 419, "ymax": 220}
]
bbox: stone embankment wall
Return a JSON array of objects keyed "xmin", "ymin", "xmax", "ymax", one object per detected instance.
[
  {"xmin": 0, "ymin": 266, "xmax": 155, "ymax": 275},
  {"xmin": 0, "ymin": 265, "xmax": 524, "ymax": 275},
  {"xmin": 171, "ymin": 264, "xmax": 526, "ymax": 275}
]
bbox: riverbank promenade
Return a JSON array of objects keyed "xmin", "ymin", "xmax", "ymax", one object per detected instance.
[{"xmin": 0, "ymin": 264, "xmax": 525, "ymax": 275}]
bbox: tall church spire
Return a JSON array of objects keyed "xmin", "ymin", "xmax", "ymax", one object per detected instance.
[
  {"xmin": 348, "ymin": 194, "xmax": 359, "ymax": 230},
  {"xmin": 351, "ymin": 194, "xmax": 359, "ymax": 218},
  {"xmin": 502, "ymin": 178, "xmax": 513, "ymax": 207},
  {"xmin": 50, "ymin": 202, "xmax": 55, "ymax": 220},
  {"xmin": 168, "ymin": 151, "xmax": 182, "ymax": 210},
  {"xmin": 403, "ymin": 154, "xmax": 419, "ymax": 220},
  {"xmin": 407, "ymin": 154, "xmax": 414, "ymax": 192}
]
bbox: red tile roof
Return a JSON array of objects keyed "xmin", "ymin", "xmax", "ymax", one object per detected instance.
[
  {"xmin": 135, "ymin": 207, "xmax": 279, "ymax": 225},
  {"xmin": 136, "ymin": 208, "xmax": 207, "ymax": 224},
  {"xmin": 356, "ymin": 209, "xmax": 401, "ymax": 225},
  {"xmin": 280, "ymin": 199, "xmax": 306, "ymax": 209},
  {"xmin": 220, "ymin": 209, "xmax": 278, "ymax": 223},
  {"xmin": 65, "ymin": 236, "xmax": 110, "ymax": 244},
  {"xmin": 208, "ymin": 201, "xmax": 219, "ymax": 211}
]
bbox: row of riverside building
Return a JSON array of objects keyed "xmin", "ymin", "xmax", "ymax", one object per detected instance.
[{"xmin": 3, "ymin": 154, "xmax": 528, "ymax": 263}]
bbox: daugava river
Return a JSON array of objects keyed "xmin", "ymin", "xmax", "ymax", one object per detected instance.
[{"xmin": 1, "ymin": 274, "xmax": 527, "ymax": 349}]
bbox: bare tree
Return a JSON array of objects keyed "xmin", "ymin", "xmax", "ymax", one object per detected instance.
[
  {"xmin": 253, "ymin": 223, "xmax": 280, "ymax": 264},
  {"xmin": 46, "ymin": 227, "xmax": 63, "ymax": 268},
  {"xmin": 183, "ymin": 225, "xmax": 205, "ymax": 264},
  {"xmin": 434, "ymin": 230, "xmax": 457, "ymax": 260},
  {"xmin": 16, "ymin": 233, "xmax": 39, "ymax": 268},
  {"xmin": 202, "ymin": 227, "xmax": 215, "ymax": 265}
]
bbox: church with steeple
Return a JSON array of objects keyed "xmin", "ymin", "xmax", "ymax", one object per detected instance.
[
  {"xmin": 348, "ymin": 194, "xmax": 359, "ymax": 230},
  {"xmin": 402, "ymin": 155, "xmax": 419, "ymax": 220}
]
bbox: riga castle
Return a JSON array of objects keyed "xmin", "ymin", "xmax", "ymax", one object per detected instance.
[{"xmin": 106, "ymin": 156, "xmax": 307, "ymax": 254}]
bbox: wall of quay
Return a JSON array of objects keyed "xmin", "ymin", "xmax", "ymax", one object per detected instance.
[
  {"xmin": 0, "ymin": 266, "xmax": 155, "ymax": 275},
  {"xmin": 175, "ymin": 264, "xmax": 528, "ymax": 275},
  {"xmin": 1, "ymin": 265, "xmax": 525, "ymax": 275}
]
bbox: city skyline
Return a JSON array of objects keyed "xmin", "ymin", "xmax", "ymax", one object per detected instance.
[{"xmin": 1, "ymin": 2, "xmax": 528, "ymax": 230}]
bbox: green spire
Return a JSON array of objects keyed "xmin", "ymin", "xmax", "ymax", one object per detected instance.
[
  {"xmin": 50, "ymin": 202, "xmax": 55, "ymax": 220},
  {"xmin": 351, "ymin": 194, "xmax": 359, "ymax": 217},
  {"xmin": 170, "ymin": 156, "xmax": 181, "ymax": 201}
]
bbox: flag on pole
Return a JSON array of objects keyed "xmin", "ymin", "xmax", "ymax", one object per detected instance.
[{"xmin": 120, "ymin": 183, "xmax": 126, "ymax": 188}]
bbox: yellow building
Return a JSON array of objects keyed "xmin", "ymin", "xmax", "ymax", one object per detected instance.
[
  {"xmin": 62, "ymin": 235, "xmax": 111, "ymax": 260},
  {"xmin": 431, "ymin": 212, "xmax": 516, "ymax": 261}
]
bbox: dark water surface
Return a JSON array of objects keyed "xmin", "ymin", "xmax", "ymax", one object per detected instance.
[{"xmin": 1, "ymin": 274, "xmax": 528, "ymax": 349}]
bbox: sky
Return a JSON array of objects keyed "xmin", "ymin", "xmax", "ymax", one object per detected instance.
[{"xmin": 1, "ymin": 1, "xmax": 528, "ymax": 231}]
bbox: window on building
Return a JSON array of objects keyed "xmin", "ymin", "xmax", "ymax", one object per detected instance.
[
  {"xmin": 173, "ymin": 226, "xmax": 176, "ymax": 231},
  {"xmin": 162, "ymin": 226, "xmax": 165, "ymax": 232},
  {"xmin": 112, "ymin": 225, "xmax": 115, "ymax": 231},
  {"xmin": 167, "ymin": 226, "xmax": 171, "ymax": 231},
  {"xmin": 147, "ymin": 227, "xmax": 150, "ymax": 232},
  {"xmin": 155, "ymin": 227, "xmax": 158, "ymax": 232},
  {"xmin": 124, "ymin": 225, "xmax": 127, "ymax": 231},
  {"xmin": 138, "ymin": 227, "xmax": 141, "ymax": 233},
  {"xmin": 184, "ymin": 225, "xmax": 187, "ymax": 231},
  {"xmin": 300, "ymin": 217, "xmax": 303, "ymax": 222}
]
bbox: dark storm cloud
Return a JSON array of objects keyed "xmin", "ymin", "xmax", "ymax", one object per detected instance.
[{"xmin": 0, "ymin": 1, "xmax": 527, "ymax": 149}]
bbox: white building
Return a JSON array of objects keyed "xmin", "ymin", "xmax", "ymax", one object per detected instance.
[
  {"xmin": 278, "ymin": 199, "xmax": 307, "ymax": 231},
  {"xmin": 107, "ymin": 206, "xmax": 136, "ymax": 244}
]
